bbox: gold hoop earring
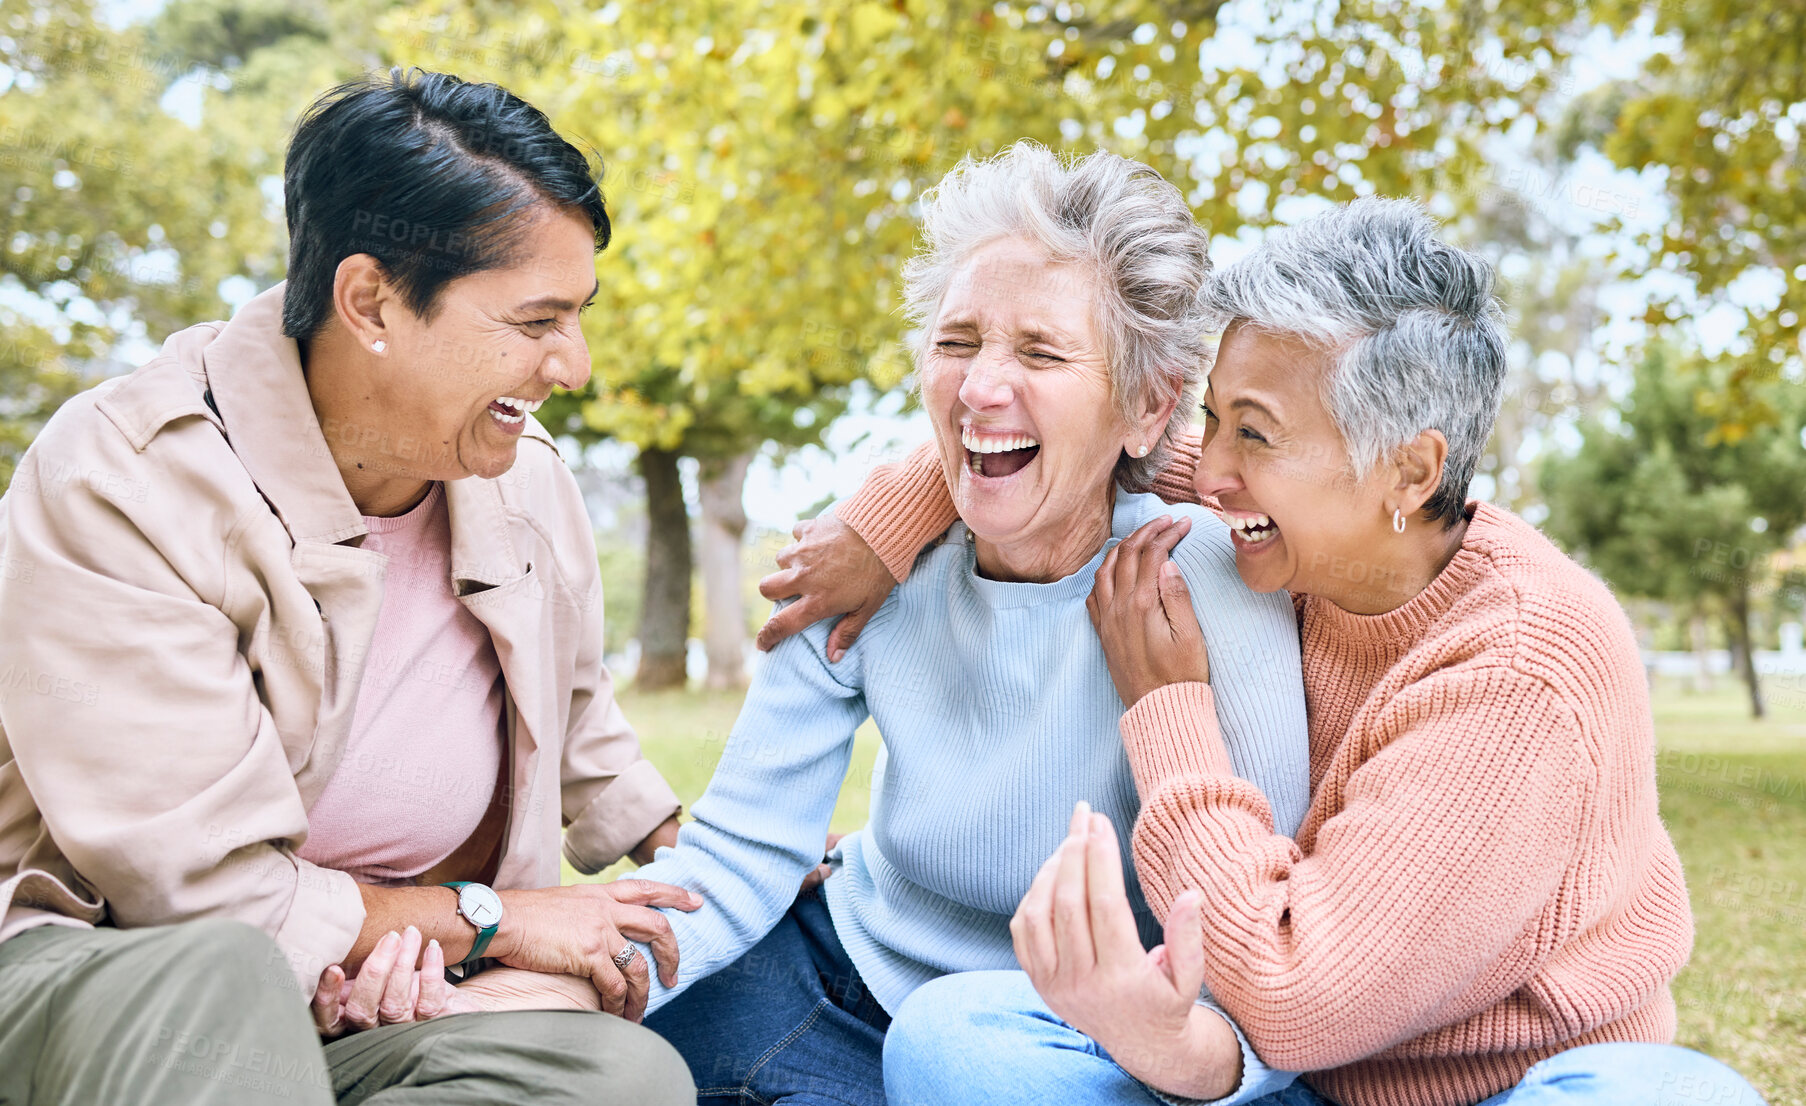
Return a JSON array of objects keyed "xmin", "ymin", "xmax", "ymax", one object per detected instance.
[{"xmin": 1392, "ymin": 508, "xmax": 1406, "ymax": 534}]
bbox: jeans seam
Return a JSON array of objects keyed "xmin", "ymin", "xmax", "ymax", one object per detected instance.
[{"xmin": 736, "ymin": 997, "xmax": 830, "ymax": 1102}]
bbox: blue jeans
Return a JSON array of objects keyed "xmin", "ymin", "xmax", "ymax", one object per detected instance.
[
  {"xmin": 883, "ymin": 971, "xmax": 1768, "ymax": 1106},
  {"xmin": 645, "ymin": 888, "xmax": 889, "ymax": 1105}
]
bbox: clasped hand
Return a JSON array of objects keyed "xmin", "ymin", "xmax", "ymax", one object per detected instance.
[{"xmin": 312, "ymin": 877, "xmax": 703, "ymax": 1036}]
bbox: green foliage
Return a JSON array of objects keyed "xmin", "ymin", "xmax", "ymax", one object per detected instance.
[
  {"xmin": 390, "ymin": 0, "xmax": 1568, "ymax": 464},
  {"xmin": 1557, "ymin": 0, "xmax": 1805, "ymax": 422},
  {"xmin": 1541, "ymin": 341, "xmax": 1806, "ymax": 606},
  {"xmin": 594, "ymin": 536, "xmax": 645, "ymax": 655},
  {"xmin": 0, "ymin": 0, "xmax": 279, "ymax": 485}
]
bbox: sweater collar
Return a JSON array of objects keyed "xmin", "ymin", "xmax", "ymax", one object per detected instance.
[{"xmin": 1302, "ymin": 501, "xmax": 1506, "ymax": 649}]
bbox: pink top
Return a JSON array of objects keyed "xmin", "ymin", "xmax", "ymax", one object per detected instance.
[{"xmin": 299, "ymin": 482, "xmax": 505, "ymax": 885}]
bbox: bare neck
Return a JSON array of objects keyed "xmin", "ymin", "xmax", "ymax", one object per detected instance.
[
  {"xmin": 300, "ymin": 332, "xmax": 433, "ymax": 518},
  {"xmin": 971, "ymin": 492, "xmax": 1116, "ymax": 584},
  {"xmin": 1320, "ymin": 513, "xmax": 1471, "ymax": 615}
]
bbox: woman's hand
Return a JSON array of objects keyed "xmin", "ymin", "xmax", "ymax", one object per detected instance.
[
  {"xmin": 312, "ymin": 927, "xmax": 480, "ymax": 1039},
  {"xmin": 1010, "ymin": 803, "xmax": 1242, "ymax": 1101},
  {"xmin": 490, "ymin": 880, "xmax": 703, "ymax": 1024},
  {"xmin": 756, "ymin": 512, "xmax": 897, "ymax": 662},
  {"xmin": 1088, "ymin": 516, "xmax": 1210, "ymax": 707}
]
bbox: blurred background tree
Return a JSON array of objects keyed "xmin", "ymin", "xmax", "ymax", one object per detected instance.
[
  {"xmin": 0, "ymin": 0, "xmax": 279, "ymax": 484},
  {"xmin": 3, "ymin": 0, "xmax": 1803, "ymax": 690},
  {"xmin": 388, "ymin": 0, "xmax": 1585, "ymax": 686},
  {"xmin": 1574, "ymin": 0, "xmax": 1805, "ymax": 423},
  {"xmin": 1542, "ymin": 341, "xmax": 1806, "ymax": 718}
]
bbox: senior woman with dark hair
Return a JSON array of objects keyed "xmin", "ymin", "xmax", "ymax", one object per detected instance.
[
  {"xmin": 611, "ymin": 142, "xmax": 1311, "ymax": 1106},
  {"xmin": 766, "ymin": 199, "xmax": 1765, "ymax": 1105},
  {"xmin": 0, "ymin": 68, "xmax": 699, "ymax": 1104}
]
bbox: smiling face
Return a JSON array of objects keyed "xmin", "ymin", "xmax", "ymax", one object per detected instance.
[
  {"xmin": 921, "ymin": 237, "xmax": 1155, "ymax": 580},
  {"xmin": 322, "ymin": 204, "xmax": 599, "ymax": 495},
  {"xmin": 1196, "ymin": 323, "xmax": 1401, "ymax": 599}
]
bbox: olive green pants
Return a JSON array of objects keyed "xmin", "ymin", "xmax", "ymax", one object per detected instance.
[{"xmin": 0, "ymin": 921, "xmax": 693, "ymax": 1106}]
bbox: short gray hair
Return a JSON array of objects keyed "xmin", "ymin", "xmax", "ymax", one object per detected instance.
[
  {"xmin": 902, "ymin": 142, "xmax": 1212, "ymax": 492},
  {"xmin": 1203, "ymin": 197, "xmax": 1507, "ymax": 528}
]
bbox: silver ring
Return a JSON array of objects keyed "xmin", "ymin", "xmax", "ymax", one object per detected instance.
[{"xmin": 612, "ymin": 944, "xmax": 641, "ymax": 971}]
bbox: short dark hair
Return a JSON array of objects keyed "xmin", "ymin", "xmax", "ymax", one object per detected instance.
[{"xmin": 281, "ymin": 67, "xmax": 610, "ymax": 341}]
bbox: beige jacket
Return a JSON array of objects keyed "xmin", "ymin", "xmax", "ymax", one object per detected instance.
[{"xmin": 0, "ymin": 284, "xmax": 680, "ymax": 988}]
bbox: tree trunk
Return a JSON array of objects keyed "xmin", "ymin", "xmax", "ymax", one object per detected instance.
[
  {"xmin": 1688, "ymin": 611, "xmax": 1714, "ymax": 693},
  {"xmin": 699, "ymin": 452, "xmax": 753, "ymax": 690},
  {"xmin": 1726, "ymin": 584, "xmax": 1766, "ymax": 719},
  {"xmin": 636, "ymin": 447, "xmax": 692, "ymax": 690}
]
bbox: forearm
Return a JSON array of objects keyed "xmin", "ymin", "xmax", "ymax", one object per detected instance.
[
  {"xmin": 350, "ymin": 884, "xmax": 473, "ymax": 971},
  {"xmin": 458, "ymin": 967, "xmax": 601, "ymax": 1012},
  {"xmin": 632, "ymin": 624, "xmax": 867, "ymax": 1014},
  {"xmin": 838, "ymin": 443, "xmax": 956, "ymax": 582},
  {"xmin": 629, "ymin": 814, "xmax": 682, "ymax": 867}
]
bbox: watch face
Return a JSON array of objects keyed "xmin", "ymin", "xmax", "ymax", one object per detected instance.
[{"xmin": 460, "ymin": 883, "xmax": 504, "ymax": 929}]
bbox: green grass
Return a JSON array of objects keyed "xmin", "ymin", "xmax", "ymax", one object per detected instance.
[
  {"xmin": 573, "ymin": 678, "xmax": 1806, "ymax": 1104},
  {"xmin": 1654, "ymin": 679, "xmax": 1806, "ymax": 1106}
]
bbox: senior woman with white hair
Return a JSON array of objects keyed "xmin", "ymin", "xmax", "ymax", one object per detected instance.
[
  {"xmin": 767, "ymin": 199, "xmax": 1766, "ymax": 1105},
  {"xmin": 614, "ymin": 142, "xmax": 1311, "ymax": 1105}
]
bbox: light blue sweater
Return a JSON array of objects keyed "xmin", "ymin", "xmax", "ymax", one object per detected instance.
[{"xmin": 630, "ymin": 490, "xmax": 1309, "ymax": 1101}]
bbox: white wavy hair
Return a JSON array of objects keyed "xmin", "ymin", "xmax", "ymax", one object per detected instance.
[{"xmin": 901, "ymin": 141, "xmax": 1213, "ymax": 492}]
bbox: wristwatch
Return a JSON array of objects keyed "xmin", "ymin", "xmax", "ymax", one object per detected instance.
[{"xmin": 443, "ymin": 881, "xmax": 504, "ymax": 963}]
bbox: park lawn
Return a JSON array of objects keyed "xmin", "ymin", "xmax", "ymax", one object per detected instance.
[
  {"xmin": 572, "ymin": 679, "xmax": 1806, "ymax": 1105},
  {"xmin": 1654, "ymin": 681, "xmax": 1806, "ymax": 1106}
]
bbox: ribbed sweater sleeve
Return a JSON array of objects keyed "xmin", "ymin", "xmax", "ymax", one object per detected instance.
[
  {"xmin": 840, "ymin": 430, "xmax": 1207, "ymax": 582},
  {"xmin": 628, "ymin": 610, "xmax": 868, "ymax": 1015},
  {"xmin": 837, "ymin": 444, "xmax": 957, "ymax": 583},
  {"xmin": 1119, "ymin": 667, "xmax": 1591, "ymax": 1072}
]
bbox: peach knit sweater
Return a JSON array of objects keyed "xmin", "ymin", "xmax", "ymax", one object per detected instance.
[{"xmin": 840, "ymin": 435, "xmax": 1693, "ymax": 1106}]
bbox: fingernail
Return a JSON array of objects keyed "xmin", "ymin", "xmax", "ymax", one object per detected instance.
[
  {"xmin": 1162, "ymin": 562, "xmax": 1180, "ymax": 578},
  {"xmin": 405, "ymin": 925, "xmax": 419, "ymax": 939},
  {"xmin": 428, "ymin": 938, "xmax": 440, "ymax": 952},
  {"xmin": 379, "ymin": 930, "xmax": 399, "ymax": 947}
]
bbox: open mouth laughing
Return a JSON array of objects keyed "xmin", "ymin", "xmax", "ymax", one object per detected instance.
[
  {"xmin": 486, "ymin": 394, "xmax": 545, "ymax": 431},
  {"xmin": 961, "ymin": 425, "xmax": 1041, "ymax": 479},
  {"xmin": 1226, "ymin": 510, "xmax": 1280, "ymax": 546}
]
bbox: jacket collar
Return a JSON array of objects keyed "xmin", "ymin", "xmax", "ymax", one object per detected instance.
[
  {"xmin": 201, "ymin": 282, "xmax": 523, "ymax": 588},
  {"xmin": 202, "ymin": 283, "xmax": 365, "ymax": 546}
]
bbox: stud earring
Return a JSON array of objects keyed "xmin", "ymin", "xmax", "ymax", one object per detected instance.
[
  {"xmin": 1135, "ymin": 444, "xmax": 1149, "ymax": 457},
  {"xmin": 1392, "ymin": 508, "xmax": 1406, "ymax": 534},
  {"xmin": 371, "ymin": 340, "xmax": 387, "ymax": 354}
]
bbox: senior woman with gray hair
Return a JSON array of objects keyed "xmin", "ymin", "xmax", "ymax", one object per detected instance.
[
  {"xmin": 616, "ymin": 142, "xmax": 1311, "ymax": 1105},
  {"xmin": 769, "ymin": 198, "xmax": 1765, "ymax": 1104}
]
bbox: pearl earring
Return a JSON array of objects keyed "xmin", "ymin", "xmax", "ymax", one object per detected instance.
[
  {"xmin": 1135, "ymin": 444, "xmax": 1149, "ymax": 457},
  {"xmin": 1392, "ymin": 508, "xmax": 1406, "ymax": 534},
  {"xmin": 371, "ymin": 340, "xmax": 387, "ymax": 354}
]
